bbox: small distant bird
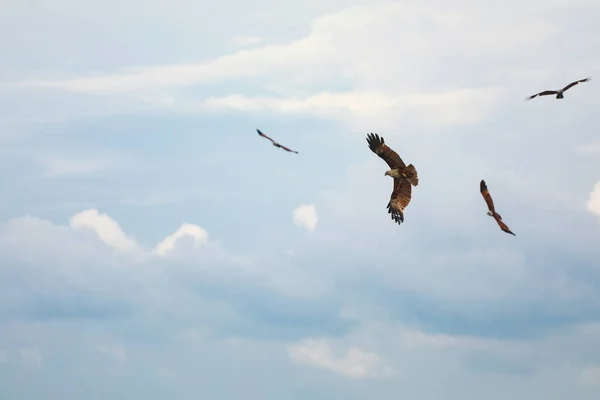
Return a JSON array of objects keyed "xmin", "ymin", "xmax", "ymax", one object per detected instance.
[
  {"xmin": 366, "ymin": 133, "xmax": 419, "ymax": 225},
  {"xmin": 480, "ymin": 179, "xmax": 515, "ymax": 236},
  {"xmin": 525, "ymin": 77, "xmax": 591, "ymax": 100},
  {"xmin": 256, "ymin": 129, "xmax": 298, "ymax": 154}
]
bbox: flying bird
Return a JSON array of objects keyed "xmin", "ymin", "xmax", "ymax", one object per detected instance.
[
  {"xmin": 256, "ymin": 129, "xmax": 298, "ymax": 154},
  {"xmin": 366, "ymin": 133, "xmax": 418, "ymax": 225},
  {"xmin": 480, "ymin": 179, "xmax": 515, "ymax": 236},
  {"xmin": 525, "ymin": 77, "xmax": 591, "ymax": 100}
]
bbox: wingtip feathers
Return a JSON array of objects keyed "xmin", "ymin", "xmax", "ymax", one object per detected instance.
[{"xmin": 480, "ymin": 179, "xmax": 487, "ymax": 192}]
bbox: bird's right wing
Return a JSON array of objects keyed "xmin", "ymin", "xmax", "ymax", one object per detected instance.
[
  {"xmin": 525, "ymin": 90, "xmax": 557, "ymax": 100},
  {"xmin": 494, "ymin": 215, "xmax": 516, "ymax": 236},
  {"xmin": 279, "ymin": 144, "xmax": 298, "ymax": 154},
  {"xmin": 257, "ymin": 129, "xmax": 275, "ymax": 143},
  {"xmin": 480, "ymin": 179, "xmax": 496, "ymax": 213},
  {"xmin": 387, "ymin": 178, "xmax": 412, "ymax": 224},
  {"xmin": 366, "ymin": 133, "xmax": 406, "ymax": 169}
]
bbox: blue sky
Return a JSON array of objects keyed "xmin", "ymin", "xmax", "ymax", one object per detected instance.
[{"xmin": 1, "ymin": 0, "xmax": 600, "ymax": 398}]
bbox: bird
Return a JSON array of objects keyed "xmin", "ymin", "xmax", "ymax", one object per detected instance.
[
  {"xmin": 366, "ymin": 133, "xmax": 418, "ymax": 225},
  {"xmin": 480, "ymin": 179, "xmax": 515, "ymax": 236},
  {"xmin": 525, "ymin": 77, "xmax": 591, "ymax": 100},
  {"xmin": 256, "ymin": 129, "xmax": 298, "ymax": 154}
]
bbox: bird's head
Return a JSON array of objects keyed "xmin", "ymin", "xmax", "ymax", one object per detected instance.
[{"xmin": 487, "ymin": 211, "xmax": 494, "ymax": 217}]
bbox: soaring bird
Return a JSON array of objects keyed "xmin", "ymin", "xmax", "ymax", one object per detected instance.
[
  {"xmin": 257, "ymin": 129, "xmax": 298, "ymax": 154},
  {"xmin": 366, "ymin": 133, "xmax": 418, "ymax": 225},
  {"xmin": 480, "ymin": 179, "xmax": 515, "ymax": 236},
  {"xmin": 525, "ymin": 77, "xmax": 591, "ymax": 100}
]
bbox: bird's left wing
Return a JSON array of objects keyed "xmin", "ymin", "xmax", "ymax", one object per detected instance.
[
  {"xmin": 562, "ymin": 77, "xmax": 591, "ymax": 92},
  {"xmin": 387, "ymin": 178, "xmax": 412, "ymax": 224},
  {"xmin": 257, "ymin": 129, "xmax": 275, "ymax": 143}
]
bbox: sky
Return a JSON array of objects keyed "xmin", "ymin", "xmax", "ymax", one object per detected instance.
[{"xmin": 1, "ymin": 0, "xmax": 600, "ymax": 398}]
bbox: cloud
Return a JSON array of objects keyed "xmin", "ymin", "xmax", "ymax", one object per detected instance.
[
  {"xmin": 153, "ymin": 223, "xmax": 209, "ymax": 256},
  {"xmin": 18, "ymin": 0, "xmax": 592, "ymax": 128},
  {"xmin": 2, "ymin": 0, "xmax": 600, "ymax": 397},
  {"xmin": 19, "ymin": 348, "xmax": 42, "ymax": 369},
  {"xmin": 587, "ymin": 182, "xmax": 600, "ymax": 217},
  {"xmin": 581, "ymin": 365, "xmax": 600, "ymax": 385},
  {"xmin": 185, "ymin": 88, "xmax": 505, "ymax": 128},
  {"xmin": 0, "ymin": 202, "xmax": 599, "ymax": 397},
  {"xmin": 69, "ymin": 209, "xmax": 139, "ymax": 252},
  {"xmin": 576, "ymin": 141, "xmax": 600, "ymax": 154},
  {"xmin": 98, "ymin": 345, "xmax": 127, "ymax": 365},
  {"xmin": 0, "ymin": 210, "xmax": 349, "ymax": 341},
  {"xmin": 288, "ymin": 338, "xmax": 394, "ymax": 379},
  {"xmin": 20, "ymin": 2, "xmax": 559, "ymax": 94},
  {"xmin": 231, "ymin": 35, "xmax": 264, "ymax": 47},
  {"xmin": 292, "ymin": 204, "xmax": 319, "ymax": 232},
  {"xmin": 37, "ymin": 155, "xmax": 117, "ymax": 177}
]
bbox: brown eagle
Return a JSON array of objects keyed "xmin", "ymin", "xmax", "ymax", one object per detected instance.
[
  {"xmin": 366, "ymin": 133, "xmax": 418, "ymax": 225},
  {"xmin": 480, "ymin": 179, "xmax": 515, "ymax": 236},
  {"xmin": 525, "ymin": 77, "xmax": 591, "ymax": 100},
  {"xmin": 257, "ymin": 129, "xmax": 298, "ymax": 154}
]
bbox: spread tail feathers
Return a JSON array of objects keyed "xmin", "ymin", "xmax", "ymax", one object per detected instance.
[{"xmin": 404, "ymin": 164, "xmax": 419, "ymax": 186}]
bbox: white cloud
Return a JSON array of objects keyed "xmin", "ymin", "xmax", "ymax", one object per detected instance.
[
  {"xmin": 581, "ymin": 366, "xmax": 600, "ymax": 385},
  {"xmin": 576, "ymin": 141, "xmax": 600, "ymax": 154},
  {"xmin": 187, "ymin": 88, "xmax": 504, "ymax": 128},
  {"xmin": 0, "ymin": 204, "xmax": 599, "ymax": 397},
  {"xmin": 22, "ymin": 2, "xmax": 558, "ymax": 94},
  {"xmin": 153, "ymin": 223, "xmax": 209, "ymax": 256},
  {"xmin": 18, "ymin": 0, "xmax": 581, "ymax": 127},
  {"xmin": 38, "ymin": 156, "xmax": 116, "ymax": 177},
  {"xmin": 231, "ymin": 35, "xmax": 264, "ymax": 47},
  {"xmin": 69, "ymin": 209, "xmax": 139, "ymax": 252},
  {"xmin": 586, "ymin": 182, "xmax": 600, "ymax": 217},
  {"xmin": 19, "ymin": 348, "xmax": 42, "ymax": 369},
  {"xmin": 288, "ymin": 338, "xmax": 395, "ymax": 379},
  {"xmin": 292, "ymin": 204, "xmax": 319, "ymax": 232},
  {"xmin": 98, "ymin": 345, "xmax": 127, "ymax": 365},
  {"xmin": 400, "ymin": 329, "xmax": 499, "ymax": 352}
]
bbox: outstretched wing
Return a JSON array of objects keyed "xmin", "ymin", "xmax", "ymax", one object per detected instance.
[
  {"xmin": 387, "ymin": 178, "xmax": 412, "ymax": 224},
  {"xmin": 525, "ymin": 90, "xmax": 557, "ymax": 100},
  {"xmin": 480, "ymin": 179, "xmax": 496, "ymax": 213},
  {"xmin": 257, "ymin": 129, "xmax": 275, "ymax": 143},
  {"xmin": 366, "ymin": 133, "xmax": 406, "ymax": 169},
  {"xmin": 562, "ymin": 77, "xmax": 591, "ymax": 92},
  {"xmin": 279, "ymin": 144, "xmax": 298, "ymax": 154},
  {"xmin": 494, "ymin": 215, "xmax": 516, "ymax": 236}
]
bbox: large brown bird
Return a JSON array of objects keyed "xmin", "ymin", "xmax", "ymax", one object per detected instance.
[
  {"xmin": 257, "ymin": 129, "xmax": 298, "ymax": 153},
  {"xmin": 525, "ymin": 77, "xmax": 591, "ymax": 100},
  {"xmin": 480, "ymin": 180, "xmax": 515, "ymax": 236},
  {"xmin": 366, "ymin": 133, "xmax": 418, "ymax": 225}
]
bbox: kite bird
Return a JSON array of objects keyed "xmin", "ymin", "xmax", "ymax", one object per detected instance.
[
  {"xmin": 525, "ymin": 77, "xmax": 591, "ymax": 100},
  {"xmin": 366, "ymin": 133, "xmax": 418, "ymax": 225},
  {"xmin": 480, "ymin": 179, "xmax": 515, "ymax": 236},
  {"xmin": 257, "ymin": 129, "xmax": 298, "ymax": 154}
]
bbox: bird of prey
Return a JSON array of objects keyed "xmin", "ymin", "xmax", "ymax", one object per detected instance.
[
  {"xmin": 256, "ymin": 129, "xmax": 298, "ymax": 154},
  {"xmin": 525, "ymin": 77, "xmax": 591, "ymax": 100},
  {"xmin": 480, "ymin": 179, "xmax": 515, "ymax": 236},
  {"xmin": 366, "ymin": 133, "xmax": 419, "ymax": 225}
]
